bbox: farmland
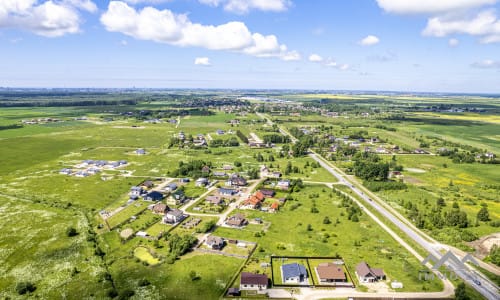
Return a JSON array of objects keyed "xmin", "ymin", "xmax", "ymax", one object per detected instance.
[{"xmin": 0, "ymin": 90, "xmax": 498, "ymax": 299}]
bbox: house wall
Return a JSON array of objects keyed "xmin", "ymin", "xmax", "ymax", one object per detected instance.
[{"xmin": 240, "ymin": 284, "xmax": 266, "ymax": 291}]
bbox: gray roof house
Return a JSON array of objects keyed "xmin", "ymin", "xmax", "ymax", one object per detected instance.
[
  {"xmin": 164, "ymin": 209, "xmax": 186, "ymax": 224},
  {"xmin": 206, "ymin": 236, "xmax": 225, "ymax": 250},
  {"xmin": 281, "ymin": 263, "xmax": 308, "ymax": 284}
]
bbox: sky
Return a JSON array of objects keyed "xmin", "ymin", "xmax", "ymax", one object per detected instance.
[{"xmin": 1, "ymin": 0, "xmax": 500, "ymax": 93}]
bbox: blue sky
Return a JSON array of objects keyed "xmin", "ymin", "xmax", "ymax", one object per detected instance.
[{"xmin": 1, "ymin": 0, "xmax": 500, "ymax": 92}]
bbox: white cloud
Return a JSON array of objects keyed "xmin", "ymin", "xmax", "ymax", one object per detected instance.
[
  {"xmin": 64, "ymin": 0, "xmax": 97, "ymax": 12},
  {"xmin": 471, "ymin": 59, "xmax": 500, "ymax": 68},
  {"xmin": 281, "ymin": 50, "xmax": 301, "ymax": 61},
  {"xmin": 376, "ymin": 0, "xmax": 497, "ymax": 15},
  {"xmin": 194, "ymin": 57, "xmax": 211, "ymax": 66},
  {"xmin": 448, "ymin": 38, "xmax": 459, "ymax": 47},
  {"xmin": 120, "ymin": 39, "xmax": 128, "ymax": 46},
  {"xmin": 123, "ymin": 0, "xmax": 170, "ymax": 4},
  {"xmin": 423, "ymin": 10, "xmax": 500, "ymax": 43},
  {"xmin": 0, "ymin": 0, "xmax": 96, "ymax": 37},
  {"xmin": 198, "ymin": 0, "xmax": 291, "ymax": 14},
  {"xmin": 101, "ymin": 1, "xmax": 298, "ymax": 60},
  {"xmin": 308, "ymin": 54, "xmax": 323, "ymax": 62},
  {"xmin": 359, "ymin": 35, "xmax": 380, "ymax": 46},
  {"xmin": 324, "ymin": 60, "xmax": 337, "ymax": 67},
  {"xmin": 338, "ymin": 64, "xmax": 350, "ymax": 71},
  {"xmin": 318, "ymin": 58, "xmax": 350, "ymax": 71}
]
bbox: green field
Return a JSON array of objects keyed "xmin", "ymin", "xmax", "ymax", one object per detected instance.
[{"xmin": 0, "ymin": 93, "xmax": 498, "ymax": 299}]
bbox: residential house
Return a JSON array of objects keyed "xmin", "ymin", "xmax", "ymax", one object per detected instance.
[
  {"xmin": 227, "ymin": 174, "xmax": 247, "ymax": 187},
  {"xmin": 260, "ymin": 189, "xmax": 275, "ymax": 197},
  {"xmin": 388, "ymin": 171, "xmax": 403, "ymax": 179},
  {"xmin": 206, "ymin": 195, "xmax": 224, "ymax": 205},
  {"xmin": 213, "ymin": 171, "xmax": 227, "ymax": 177},
  {"xmin": 165, "ymin": 183, "xmax": 178, "ymax": 192},
  {"xmin": 223, "ymin": 165, "xmax": 234, "ymax": 170},
  {"xmin": 163, "ymin": 209, "xmax": 186, "ymax": 224},
  {"xmin": 195, "ymin": 177, "xmax": 209, "ymax": 187},
  {"xmin": 142, "ymin": 180, "xmax": 154, "ymax": 189},
  {"xmin": 130, "ymin": 186, "xmax": 145, "ymax": 197},
  {"xmin": 168, "ymin": 190, "xmax": 186, "ymax": 205},
  {"xmin": 118, "ymin": 160, "xmax": 128, "ymax": 166},
  {"xmin": 219, "ymin": 188, "xmax": 238, "ymax": 196},
  {"xmin": 216, "ymin": 129, "xmax": 225, "ymax": 135},
  {"xmin": 206, "ymin": 236, "xmax": 225, "ymax": 250},
  {"xmin": 202, "ymin": 165, "xmax": 211, "ymax": 174},
  {"xmin": 225, "ymin": 213, "xmax": 247, "ymax": 227},
  {"xmin": 269, "ymin": 171, "xmax": 282, "ymax": 178},
  {"xmin": 355, "ymin": 261, "xmax": 385, "ymax": 283},
  {"xmin": 229, "ymin": 119, "xmax": 240, "ymax": 125},
  {"xmin": 254, "ymin": 191, "xmax": 265, "ymax": 202},
  {"xmin": 277, "ymin": 179, "xmax": 291, "ymax": 190},
  {"xmin": 179, "ymin": 178, "xmax": 190, "ymax": 183},
  {"xmin": 59, "ymin": 168, "xmax": 72, "ymax": 175},
  {"xmin": 241, "ymin": 196, "xmax": 262, "ymax": 210},
  {"xmin": 240, "ymin": 272, "xmax": 268, "ymax": 291},
  {"xmin": 75, "ymin": 171, "xmax": 90, "ymax": 177},
  {"xmin": 87, "ymin": 167, "xmax": 100, "ymax": 175},
  {"xmin": 269, "ymin": 202, "xmax": 279, "ymax": 213},
  {"xmin": 144, "ymin": 191, "xmax": 164, "ymax": 201},
  {"xmin": 227, "ymin": 288, "xmax": 240, "ymax": 296},
  {"xmin": 152, "ymin": 203, "xmax": 168, "ymax": 214},
  {"xmin": 316, "ymin": 263, "xmax": 346, "ymax": 283},
  {"xmin": 281, "ymin": 263, "xmax": 308, "ymax": 284}
]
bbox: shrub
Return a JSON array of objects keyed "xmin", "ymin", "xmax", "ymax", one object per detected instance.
[
  {"xmin": 138, "ymin": 278, "xmax": 150, "ymax": 286},
  {"xmin": 16, "ymin": 281, "xmax": 36, "ymax": 295},
  {"xmin": 66, "ymin": 227, "xmax": 78, "ymax": 237}
]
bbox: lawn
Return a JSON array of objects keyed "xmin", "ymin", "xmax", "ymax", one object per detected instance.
[
  {"xmin": 214, "ymin": 185, "xmax": 443, "ymax": 292},
  {"xmin": 134, "ymin": 246, "xmax": 160, "ymax": 265}
]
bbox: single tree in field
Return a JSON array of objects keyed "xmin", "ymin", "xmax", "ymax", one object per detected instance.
[{"xmin": 477, "ymin": 206, "xmax": 490, "ymax": 222}]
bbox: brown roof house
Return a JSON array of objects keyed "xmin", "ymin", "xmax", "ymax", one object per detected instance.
[
  {"xmin": 355, "ymin": 261, "xmax": 385, "ymax": 283},
  {"xmin": 316, "ymin": 263, "xmax": 346, "ymax": 283},
  {"xmin": 240, "ymin": 272, "xmax": 268, "ymax": 291},
  {"xmin": 152, "ymin": 203, "xmax": 168, "ymax": 214},
  {"xmin": 225, "ymin": 213, "xmax": 247, "ymax": 227}
]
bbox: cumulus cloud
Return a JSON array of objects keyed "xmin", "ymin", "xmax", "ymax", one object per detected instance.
[
  {"xmin": 376, "ymin": 0, "xmax": 497, "ymax": 15},
  {"xmin": 448, "ymin": 38, "xmax": 459, "ymax": 47},
  {"xmin": 199, "ymin": 0, "xmax": 291, "ymax": 14},
  {"xmin": 308, "ymin": 54, "xmax": 323, "ymax": 62},
  {"xmin": 194, "ymin": 57, "xmax": 211, "ymax": 66},
  {"xmin": 101, "ymin": 1, "xmax": 299, "ymax": 60},
  {"xmin": 359, "ymin": 35, "xmax": 380, "ymax": 46},
  {"xmin": 471, "ymin": 59, "xmax": 500, "ymax": 68},
  {"xmin": 0, "ymin": 0, "xmax": 96, "ymax": 37},
  {"xmin": 423, "ymin": 10, "xmax": 500, "ymax": 43}
]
